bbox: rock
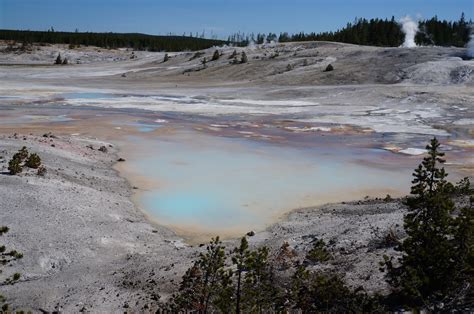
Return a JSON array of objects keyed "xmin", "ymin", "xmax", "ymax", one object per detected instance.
[
  {"xmin": 98, "ymin": 146, "xmax": 108, "ymax": 153},
  {"xmin": 117, "ymin": 158, "xmax": 126, "ymax": 162},
  {"xmin": 247, "ymin": 231, "xmax": 255, "ymax": 237}
]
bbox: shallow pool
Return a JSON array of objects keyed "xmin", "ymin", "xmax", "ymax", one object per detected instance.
[{"xmin": 119, "ymin": 131, "xmax": 415, "ymax": 238}]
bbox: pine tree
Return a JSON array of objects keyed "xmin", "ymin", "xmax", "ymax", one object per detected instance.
[
  {"xmin": 384, "ymin": 138, "xmax": 469, "ymax": 309},
  {"xmin": 240, "ymin": 51, "xmax": 248, "ymax": 64},
  {"xmin": 228, "ymin": 49, "xmax": 237, "ymax": 60},
  {"xmin": 169, "ymin": 237, "xmax": 231, "ymax": 312},
  {"xmin": 240, "ymin": 246, "xmax": 277, "ymax": 312},
  {"xmin": 55, "ymin": 53, "xmax": 62, "ymax": 65},
  {"xmin": 25, "ymin": 153, "xmax": 41, "ymax": 169},
  {"xmin": 211, "ymin": 50, "xmax": 220, "ymax": 61},
  {"xmin": 232, "ymin": 237, "xmax": 249, "ymax": 313},
  {"xmin": 452, "ymin": 201, "xmax": 474, "ymax": 308},
  {"xmin": 8, "ymin": 156, "xmax": 22, "ymax": 175}
]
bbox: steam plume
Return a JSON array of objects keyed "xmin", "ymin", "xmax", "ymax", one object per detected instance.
[
  {"xmin": 468, "ymin": 31, "xmax": 474, "ymax": 58},
  {"xmin": 400, "ymin": 16, "xmax": 419, "ymax": 48}
]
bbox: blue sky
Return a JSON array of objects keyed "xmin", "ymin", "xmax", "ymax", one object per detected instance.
[{"xmin": 0, "ymin": 0, "xmax": 472, "ymax": 38}]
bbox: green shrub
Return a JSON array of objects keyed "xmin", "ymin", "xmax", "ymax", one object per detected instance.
[
  {"xmin": 228, "ymin": 50, "xmax": 237, "ymax": 59},
  {"xmin": 211, "ymin": 50, "xmax": 220, "ymax": 61},
  {"xmin": 189, "ymin": 51, "xmax": 204, "ymax": 61},
  {"xmin": 8, "ymin": 157, "xmax": 22, "ymax": 175},
  {"xmin": 37, "ymin": 166, "xmax": 47, "ymax": 177},
  {"xmin": 384, "ymin": 194, "xmax": 393, "ymax": 202},
  {"xmin": 290, "ymin": 265, "xmax": 383, "ymax": 312},
  {"xmin": 306, "ymin": 239, "xmax": 332, "ymax": 263},
  {"xmin": 325, "ymin": 64, "xmax": 334, "ymax": 72},
  {"xmin": 241, "ymin": 51, "xmax": 248, "ymax": 64},
  {"xmin": 55, "ymin": 53, "xmax": 62, "ymax": 65},
  {"xmin": 16, "ymin": 146, "xmax": 29, "ymax": 161},
  {"xmin": 8, "ymin": 147, "xmax": 43, "ymax": 175},
  {"xmin": 25, "ymin": 153, "xmax": 41, "ymax": 169}
]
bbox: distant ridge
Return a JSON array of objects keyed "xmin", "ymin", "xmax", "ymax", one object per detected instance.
[{"xmin": 0, "ymin": 29, "xmax": 225, "ymax": 51}]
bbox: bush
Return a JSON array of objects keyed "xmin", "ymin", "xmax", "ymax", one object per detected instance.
[
  {"xmin": 228, "ymin": 50, "xmax": 237, "ymax": 60},
  {"xmin": 305, "ymin": 239, "xmax": 331, "ymax": 263},
  {"xmin": 25, "ymin": 153, "xmax": 41, "ymax": 169},
  {"xmin": 16, "ymin": 146, "xmax": 28, "ymax": 161},
  {"xmin": 290, "ymin": 265, "xmax": 383, "ymax": 312},
  {"xmin": 8, "ymin": 157, "xmax": 22, "ymax": 175},
  {"xmin": 211, "ymin": 50, "xmax": 220, "ymax": 61},
  {"xmin": 325, "ymin": 64, "xmax": 334, "ymax": 72},
  {"xmin": 7, "ymin": 147, "xmax": 43, "ymax": 175},
  {"xmin": 55, "ymin": 53, "xmax": 62, "ymax": 65},
  {"xmin": 241, "ymin": 51, "xmax": 248, "ymax": 64},
  {"xmin": 37, "ymin": 166, "xmax": 47, "ymax": 177},
  {"xmin": 189, "ymin": 51, "xmax": 204, "ymax": 61}
]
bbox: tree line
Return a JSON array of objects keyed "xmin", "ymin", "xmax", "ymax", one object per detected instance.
[
  {"xmin": 1, "ymin": 14, "xmax": 470, "ymax": 52},
  {"xmin": 229, "ymin": 13, "xmax": 472, "ymax": 47},
  {"xmin": 0, "ymin": 29, "xmax": 225, "ymax": 52}
]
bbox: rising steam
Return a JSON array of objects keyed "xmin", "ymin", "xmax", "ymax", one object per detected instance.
[
  {"xmin": 400, "ymin": 16, "xmax": 419, "ymax": 48},
  {"xmin": 468, "ymin": 31, "xmax": 474, "ymax": 58}
]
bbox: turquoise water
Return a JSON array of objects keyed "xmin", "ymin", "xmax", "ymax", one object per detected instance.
[
  {"xmin": 60, "ymin": 92, "xmax": 117, "ymax": 99},
  {"xmin": 123, "ymin": 132, "xmax": 414, "ymax": 236}
]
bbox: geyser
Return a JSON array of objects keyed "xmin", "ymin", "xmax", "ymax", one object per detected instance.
[
  {"xmin": 468, "ymin": 32, "xmax": 474, "ymax": 58},
  {"xmin": 400, "ymin": 16, "xmax": 419, "ymax": 48}
]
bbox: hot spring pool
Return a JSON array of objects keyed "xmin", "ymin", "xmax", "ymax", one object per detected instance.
[{"xmin": 117, "ymin": 131, "xmax": 415, "ymax": 239}]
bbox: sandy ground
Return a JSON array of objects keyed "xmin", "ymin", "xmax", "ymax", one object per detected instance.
[{"xmin": 0, "ymin": 41, "xmax": 473, "ymax": 311}]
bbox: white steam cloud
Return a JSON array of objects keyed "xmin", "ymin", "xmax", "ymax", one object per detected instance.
[
  {"xmin": 468, "ymin": 32, "xmax": 474, "ymax": 58},
  {"xmin": 247, "ymin": 39, "xmax": 257, "ymax": 50},
  {"xmin": 400, "ymin": 16, "xmax": 419, "ymax": 48}
]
